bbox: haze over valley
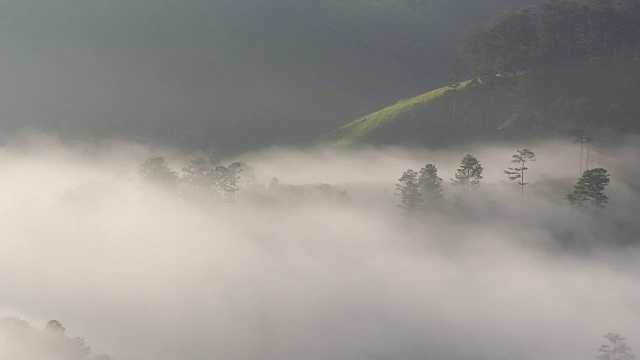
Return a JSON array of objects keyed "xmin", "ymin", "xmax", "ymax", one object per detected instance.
[{"xmin": 2, "ymin": 1, "xmax": 640, "ymax": 359}]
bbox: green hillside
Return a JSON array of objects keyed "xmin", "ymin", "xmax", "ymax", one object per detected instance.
[
  {"xmin": 321, "ymin": 81, "xmax": 471, "ymax": 147},
  {"xmin": 321, "ymin": 0, "xmax": 640, "ymax": 148}
]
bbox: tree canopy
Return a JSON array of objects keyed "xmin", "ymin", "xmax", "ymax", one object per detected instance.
[
  {"xmin": 505, "ymin": 148, "xmax": 536, "ymax": 197},
  {"xmin": 452, "ymin": 154, "xmax": 483, "ymax": 191},
  {"xmin": 566, "ymin": 167, "xmax": 610, "ymax": 211}
]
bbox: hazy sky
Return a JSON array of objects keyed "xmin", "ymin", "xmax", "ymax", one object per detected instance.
[
  {"xmin": 0, "ymin": 0, "xmax": 548, "ymax": 155},
  {"xmin": 0, "ymin": 0, "xmax": 404, "ymax": 153}
]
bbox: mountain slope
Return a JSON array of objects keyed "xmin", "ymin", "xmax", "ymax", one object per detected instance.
[
  {"xmin": 321, "ymin": 0, "xmax": 640, "ymax": 149},
  {"xmin": 321, "ymin": 80, "xmax": 474, "ymax": 147},
  {"xmin": 320, "ymin": 63, "xmax": 640, "ymax": 148}
]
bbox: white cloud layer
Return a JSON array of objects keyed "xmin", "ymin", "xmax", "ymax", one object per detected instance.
[{"xmin": 1, "ymin": 135, "xmax": 639, "ymax": 360}]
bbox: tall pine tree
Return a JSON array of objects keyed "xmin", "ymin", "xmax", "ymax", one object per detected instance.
[
  {"xmin": 452, "ymin": 154, "xmax": 483, "ymax": 191},
  {"xmin": 504, "ymin": 149, "xmax": 536, "ymax": 198},
  {"xmin": 418, "ymin": 164, "xmax": 444, "ymax": 210},
  {"xmin": 396, "ymin": 169, "xmax": 423, "ymax": 216}
]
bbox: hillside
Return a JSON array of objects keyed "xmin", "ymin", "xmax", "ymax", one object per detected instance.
[
  {"xmin": 321, "ymin": 0, "xmax": 640, "ymax": 148},
  {"xmin": 321, "ymin": 81, "xmax": 471, "ymax": 147}
]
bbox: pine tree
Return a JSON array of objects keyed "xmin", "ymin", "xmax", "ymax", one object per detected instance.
[
  {"xmin": 566, "ymin": 167, "xmax": 610, "ymax": 211},
  {"xmin": 452, "ymin": 154, "xmax": 483, "ymax": 191},
  {"xmin": 504, "ymin": 149, "xmax": 536, "ymax": 198},
  {"xmin": 574, "ymin": 129, "xmax": 594, "ymax": 175},
  {"xmin": 418, "ymin": 164, "xmax": 444, "ymax": 210},
  {"xmin": 396, "ymin": 169, "xmax": 423, "ymax": 216}
]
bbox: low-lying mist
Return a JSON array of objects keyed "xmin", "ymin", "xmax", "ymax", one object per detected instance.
[{"xmin": 1, "ymin": 134, "xmax": 639, "ymax": 360}]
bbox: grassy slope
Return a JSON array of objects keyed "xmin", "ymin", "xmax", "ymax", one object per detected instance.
[{"xmin": 321, "ymin": 80, "xmax": 471, "ymax": 147}]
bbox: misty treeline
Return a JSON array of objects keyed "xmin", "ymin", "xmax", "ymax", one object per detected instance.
[
  {"xmin": 140, "ymin": 156, "xmax": 246, "ymax": 202},
  {"xmin": 0, "ymin": 318, "xmax": 114, "ymax": 360},
  {"xmin": 396, "ymin": 149, "xmax": 610, "ymax": 216},
  {"xmin": 1, "ymin": 316, "xmax": 633, "ymax": 360},
  {"xmin": 139, "ymin": 155, "xmax": 348, "ymax": 204}
]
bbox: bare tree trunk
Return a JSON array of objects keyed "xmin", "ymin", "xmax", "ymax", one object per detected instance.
[
  {"xmin": 586, "ymin": 142, "xmax": 590, "ymax": 170},
  {"xmin": 580, "ymin": 140, "xmax": 584, "ymax": 175}
]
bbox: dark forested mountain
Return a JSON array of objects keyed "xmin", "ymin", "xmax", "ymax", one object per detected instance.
[
  {"xmin": 323, "ymin": 0, "xmax": 640, "ymax": 148},
  {"xmin": 0, "ymin": 0, "xmax": 544, "ymax": 154}
]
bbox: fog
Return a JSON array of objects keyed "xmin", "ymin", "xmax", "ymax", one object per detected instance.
[{"xmin": 0, "ymin": 134, "xmax": 639, "ymax": 360}]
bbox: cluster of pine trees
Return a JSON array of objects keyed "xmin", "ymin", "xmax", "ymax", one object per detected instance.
[
  {"xmin": 396, "ymin": 153, "xmax": 484, "ymax": 216},
  {"xmin": 396, "ymin": 149, "xmax": 611, "ymax": 216},
  {"xmin": 139, "ymin": 156, "xmax": 246, "ymax": 202}
]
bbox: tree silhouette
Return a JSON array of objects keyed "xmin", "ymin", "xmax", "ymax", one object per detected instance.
[
  {"xmin": 566, "ymin": 167, "xmax": 610, "ymax": 211},
  {"xmin": 396, "ymin": 169, "xmax": 423, "ymax": 216},
  {"xmin": 418, "ymin": 164, "xmax": 444, "ymax": 210},
  {"xmin": 452, "ymin": 154, "xmax": 483, "ymax": 191},
  {"xmin": 504, "ymin": 148, "xmax": 536, "ymax": 198}
]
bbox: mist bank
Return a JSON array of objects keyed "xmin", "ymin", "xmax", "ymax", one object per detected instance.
[{"xmin": 1, "ymin": 135, "xmax": 639, "ymax": 360}]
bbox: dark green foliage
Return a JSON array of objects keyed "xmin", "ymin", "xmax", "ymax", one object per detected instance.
[
  {"xmin": 418, "ymin": 164, "xmax": 444, "ymax": 209},
  {"xmin": 566, "ymin": 167, "xmax": 610, "ymax": 211},
  {"xmin": 317, "ymin": 0, "xmax": 640, "ymax": 149},
  {"xmin": 396, "ymin": 169, "xmax": 423, "ymax": 215},
  {"xmin": 504, "ymin": 148, "xmax": 536, "ymax": 197},
  {"xmin": 597, "ymin": 333, "xmax": 634, "ymax": 360},
  {"xmin": 463, "ymin": 0, "xmax": 640, "ymax": 74},
  {"xmin": 462, "ymin": 9, "xmax": 539, "ymax": 73},
  {"xmin": 452, "ymin": 154, "xmax": 483, "ymax": 190}
]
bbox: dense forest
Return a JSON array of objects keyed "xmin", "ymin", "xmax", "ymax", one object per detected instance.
[{"xmin": 460, "ymin": 0, "xmax": 640, "ymax": 136}]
